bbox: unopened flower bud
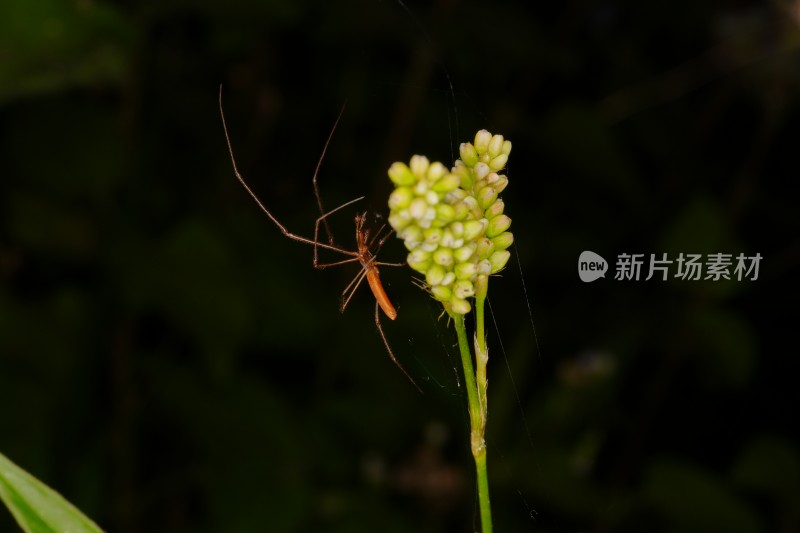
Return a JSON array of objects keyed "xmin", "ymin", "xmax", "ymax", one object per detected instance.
[
  {"xmin": 459, "ymin": 142, "xmax": 479, "ymax": 167},
  {"xmin": 449, "ymin": 297, "xmax": 471, "ymax": 315},
  {"xmin": 477, "ymin": 186, "xmax": 499, "ymax": 210},
  {"xmin": 489, "ymin": 153, "xmax": 508, "ymax": 171},
  {"xmin": 486, "ymin": 214, "xmax": 511, "ymax": 238},
  {"xmin": 426, "ymin": 264, "xmax": 446, "ymax": 286},
  {"xmin": 388, "ymin": 162, "xmax": 415, "ymax": 186},
  {"xmin": 454, "ymin": 261, "xmax": 478, "ymax": 280},
  {"xmin": 474, "ymin": 130, "xmax": 491, "ymax": 154},
  {"xmin": 491, "ymin": 231, "xmax": 514, "ymax": 251},
  {"xmin": 489, "ymin": 250, "xmax": 511, "ymax": 273},
  {"xmin": 453, "ymin": 280, "xmax": 475, "ymax": 299},
  {"xmin": 484, "ymin": 199, "xmax": 505, "ymax": 219},
  {"xmin": 431, "ymin": 173, "xmax": 460, "ymax": 193},
  {"xmin": 463, "ymin": 220, "xmax": 485, "ymax": 241},
  {"xmin": 488, "ymin": 134, "xmax": 504, "ymax": 158},
  {"xmin": 388, "ymin": 187, "xmax": 414, "ymax": 210},
  {"xmin": 433, "ymin": 247, "xmax": 454, "ymax": 267},
  {"xmin": 431, "ymin": 285, "xmax": 452, "ymax": 301},
  {"xmin": 454, "ymin": 244, "xmax": 475, "ymax": 263}
]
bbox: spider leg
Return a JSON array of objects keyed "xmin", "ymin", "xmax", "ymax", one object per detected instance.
[{"xmin": 374, "ymin": 302, "xmax": 421, "ymax": 392}]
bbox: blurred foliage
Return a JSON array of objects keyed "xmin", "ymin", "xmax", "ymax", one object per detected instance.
[{"xmin": 1, "ymin": 0, "xmax": 799, "ymax": 532}]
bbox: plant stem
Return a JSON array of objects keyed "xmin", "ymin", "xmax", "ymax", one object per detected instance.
[{"xmin": 453, "ymin": 312, "xmax": 492, "ymax": 533}]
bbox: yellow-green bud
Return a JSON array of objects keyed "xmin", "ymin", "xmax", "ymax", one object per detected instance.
[
  {"xmin": 407, "ymin": 249, "xmax": 431, "ymax": 272},
  {"xmin": 410, "ymin": 155, "xmax": 430, "ymax": 177},
  {"xmin": 489, "ymin": 153, "xmax": 508, "ymax": 171},
  {"xmin": 449, "ymin": 297, "xmax": 471, "ymax": 315},
  {"xmin": 492, "ymin": 175, "xmax": 509, "ymax": 194},
  {"xmin": 431, "ymin": 285, "xmax": 452, "ymax": 301},
  {"xmin": 475, "ymin": 236, "xmax": 495, "ymax": 259},
  {"xmin": 427, "ymin": 161, "xmax": 447, "ymax": 181},
  {"xmin": 488, "ymin": 134, "xmax": 505, "ymax": 158},
  {"xmin": 431, "ymin": 173, "xmax": 460, "ymax": 193},
  {"xmin": 388, "ymin": 162, "xmax": 416, "ymax": 186},
  {"xmin": 489, "ymin": 250, "xmax": 511, "ymax": 273},
  {"xmin": 459, "ymin": 142, "xmax": 479, "ymax": 167},
  {"xmin": 477, "ymin": 186, "xmax": 499, "ymax": 210},
  {"xmin": 409, "ymin": 198, "xmax": 428, "ymax": 220},
  {"xmin": 484, "ymin": 199, "xmax": 505, "ymax": 219},
  {"xmin": 486, "ymin": 214, "xmax": 512, "ymax": 238},
  {"xmin": 426, "ymin": 264, "xmax": 446, "ymax": 286},
  {"xmin": 453, "ymin": 280, "xmax": 475, "ymax": 299},
  {"xmin": 435, "ymin": 204, "xmax": 456, "ymax": 223},
  {"xmin": 454, "ymin": 244, "xmax": 475, "ymax": 263},
  {"xmin": 463, "ymin": 219, "xmax": 485, "ymax": 241},
  {"xmin": 474, "ymin": 130, "xmax": 491, "ymax": 154},
  {"xmin": 454, "ymin": 261, "xmax": 478, "ymax": 280},
  {"xmin": 388, "ymin": 187, "xmax": 414, "ymax": 210},
  {"xmin": 474, "ymin": 162, "xmax": 491, "ymax": 180},
  {"xmin": 423, "ymin": 227, "xmax": 443, "ymax": 245},
  {"xmin": 433, "ymin": 247, "xmax": 454, "ymax": 267},
  {"xmin": 491, "ymin": 231, "xmax": 514, "ymax": 251}
]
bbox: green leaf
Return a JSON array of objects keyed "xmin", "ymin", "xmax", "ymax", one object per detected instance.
[{"xmin": 0, "ymin": 451, "xmax": 103, "ymax": 533}]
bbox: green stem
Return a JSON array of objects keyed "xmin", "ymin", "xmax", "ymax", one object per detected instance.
[{"xmin": 452, "ymin": 312, "xmax": 492, "ymax": 533}]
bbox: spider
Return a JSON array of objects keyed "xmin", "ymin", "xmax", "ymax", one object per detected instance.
[{"xmin": 219, "ymin": 87, "xmax": 419, "ymax": 390}]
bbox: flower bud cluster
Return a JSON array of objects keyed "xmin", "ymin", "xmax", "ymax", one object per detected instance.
[{"xmin": 387, "ymin": 130, "xmax": 513, "ymax": 315}]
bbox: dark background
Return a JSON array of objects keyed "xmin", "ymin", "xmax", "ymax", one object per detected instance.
[{"xmin": 1, "ymin": 1, "xmax": 798, "ymax": 532}]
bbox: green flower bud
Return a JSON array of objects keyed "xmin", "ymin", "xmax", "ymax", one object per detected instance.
[
  {"xmin": 486, "ymin": 214, "xmax": 512, "ymax": 238},
  {"xmin": 423, "ymin": 227, "xmax": 443, "ymax": 246},
  {"xmin": 407, "ymin": 249, "xmax": 431, "ymax": 272},
  {"xmin": 474, "ymin": 130, "xmax": 491, "ymax": 154},
  {"xmin": 463, "ymin": 219, "xmax": 485, "ymax": 241},
  {"xmin": 441, "ymin": 272, "xmax": 456, "ymax": 286},
  {"xmin": 489, "ymin": 153, "xmax": 508, "ymax": 171},
  {"xmin": 477, "ymin": 186, "xmax": 499, "ymax": 210},
  {"xmin": 388, "ymin": 187, "xmax": 414, "ymax": 210},
  {"xmin": 426, "ymin": 264, "xmax": 446, "ymax": 286},
  {"xmin": 433, "ymin": 247, "xmax": 454, "ymax": 267},
  {"xmin": 491, "ymin": 175, "xmax": 509, "ymax": 194},
  {"xmin": 475, "ymin": 236, "xmax": 495, "ymax": 260},
  {"xmin": 453, "ymin": 279, "xmax": 475, "ymax": 299},
  {"xmin": 502, "ymin": 140, "xmax": 512, "ymax": 156},
  {"xmin": 388, "ymin": 162, "xmax": 416, "ymax": 186},
  {"xmin": 410, "ymin": 155, "xmax": 430, "ymax": 177},
  {"xmin": 484, "ymin": 198, "xmax": 505, "ymax": 219},
  {"xmin": 435, "ymin": 203, "xmax": 456, "ymax": 223},
  {"xmin": 448, "ymin": 297, "xmax": 471, "ymax": 315},
  {"xmin": 399, "ymin": 225, "xmax": 423, "ymax": 246},
  {"xmin": 459, "ymin": 142, "xmax": 478, "ymax": 167},
  {"xmin": 488, "ymin": 134, "xmax": 505, "ymax": 158},
  {"xmin": 491, "ymin": 231, "xmax": 514, "ymax": 251},
  {"xmin": 452, "ymin": 161, "xmax": 474, "ymax": 190},
  {"xmin": 425, "ymin": 190, "xmax": 440, "ymax": 206},
  {"xmin": 431, "ymin": 173, "xmax": 461, "ymax": 193},
  {"xmin": 452, "ymin": 202, "xmax": 470, "ymax": 221},
  {"xmin": 388, "ymin": 212, "xmax": 410, "ymax": 232},
  {"xmin": 474, "ymin": 162, "xmax": 490, "ymax": 180},
  {"xmin": 478, "ymin": 258, "xmax": 492, "ymax": 275},
  {"xmin": 409, "ymin": 198, "xmax": 429, "ymax": 220},
  {"xmin": 454, "ymin": 261, "xmax": 478, "ymax": 280},
  {"xmin": 454, "ymin": 244, "xmax": 475, "ymax": 263},
  {"xmin": 428, "ymin": 161, "xmax": 447, "ymax": 181},
  {"xmin": 431, "ymin": 285, "xmax": 452, "ymax": 301},
  {"xmin": 489, "ymin": 250, "xmax": 511, "ymax": 273}
]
